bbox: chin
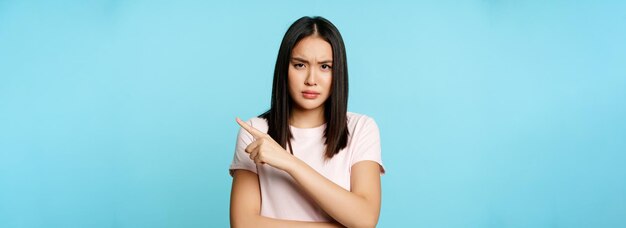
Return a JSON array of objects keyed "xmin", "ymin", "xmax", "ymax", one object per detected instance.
[
  {"xmin": 294, "ymin": 100, "xmax": 325, "ymax": 111},
  {"xmin": 298, "ymin": 104, "xmax": 324, "ymax": 111}
]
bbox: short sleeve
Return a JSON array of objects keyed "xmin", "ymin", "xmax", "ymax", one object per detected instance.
[
  {"xmin": 229, "ymin": 121, "xmax": 257, "ymax": 176},
  {"xmin": 350, "ymin": 117, "xmax": 385, "ymax": 174}
]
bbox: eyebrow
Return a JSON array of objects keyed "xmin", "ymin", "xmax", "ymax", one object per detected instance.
[{"xmin": 291, "ymin": 57, "xmax": 333, "ymax": 64}]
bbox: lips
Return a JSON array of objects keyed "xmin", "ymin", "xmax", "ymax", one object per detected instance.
[
  {"xmin": 302, "ymin": 90, "xmax": 320, "ymax": 99},
  {"xmin": 302, "ymin": 90, "xmax": 320, "ymax": 95}
]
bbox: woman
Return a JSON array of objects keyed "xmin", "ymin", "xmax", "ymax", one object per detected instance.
[{"xmin": 229, "ymin": 16, "xmax": 385, "ymax": 227}]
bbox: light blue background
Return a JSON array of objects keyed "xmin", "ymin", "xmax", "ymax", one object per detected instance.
[{"xmin": 1, "ymin": 1, "xmax": 625, "ymax": 227}]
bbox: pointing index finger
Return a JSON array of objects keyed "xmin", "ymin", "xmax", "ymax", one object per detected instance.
[{"xmin": 236, "ymin": 117, "xmax": 265, "ymax": 138}]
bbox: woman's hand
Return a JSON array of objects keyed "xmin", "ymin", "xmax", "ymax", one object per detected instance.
[{"xmin": 236, "ymin": 117, "xmax": 296, "ymax": 171}]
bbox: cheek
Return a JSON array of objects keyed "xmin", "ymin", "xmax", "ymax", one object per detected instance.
[
  {"xmin": 322, "ymin": 75, "xmax": 333, "ymax": 93},
  {"xmin": 287, "ymin": 71, "xmax": 301, "ymax": 93}
]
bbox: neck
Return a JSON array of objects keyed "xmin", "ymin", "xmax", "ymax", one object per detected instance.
[{"xmin": 290, "ymin": 106, "xmax": 325, "ymax": 128}]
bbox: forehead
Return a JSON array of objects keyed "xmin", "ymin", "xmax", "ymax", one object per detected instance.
[{"xmin": 291, "ymin": 36, "xmax": 333, "ymax": 60}]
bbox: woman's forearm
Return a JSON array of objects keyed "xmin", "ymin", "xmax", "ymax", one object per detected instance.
[
  {"xmin": 284, "ymin": 158, "xmax": 379, "ymax": 228},
  {"xmin": 237, "ymin": 215, "xmax": 343, "ymax": 228}
]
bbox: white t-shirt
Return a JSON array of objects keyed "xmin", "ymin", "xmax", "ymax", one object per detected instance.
[{"xmin": 229, "ymin": 112, "xmax": 385, "ymax": 222}]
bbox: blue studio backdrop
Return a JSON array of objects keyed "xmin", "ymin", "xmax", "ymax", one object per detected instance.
[{"xmin": 1, "ymin": 1, "xmax": 625, "ymax": 227}]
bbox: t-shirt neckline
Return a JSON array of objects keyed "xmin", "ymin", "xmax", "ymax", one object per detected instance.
[{"xmin": 289, "ymin": 123, "xmax": 326, "ymax": 137}]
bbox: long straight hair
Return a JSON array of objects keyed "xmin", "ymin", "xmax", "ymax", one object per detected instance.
[{"xmin": 260, "ymin": 16, "xmax": 349, "ymax": 159}]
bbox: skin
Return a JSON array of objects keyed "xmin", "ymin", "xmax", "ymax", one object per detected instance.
[
  {"xmin": 230, "ymin": 35, "xmax": 382, "ymax": 228},
  {"xmin": 288, "ymin": 35, "xmax": 333, "ymax": 129}
]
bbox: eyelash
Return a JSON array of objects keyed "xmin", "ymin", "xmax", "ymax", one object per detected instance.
[{"xmin": 293, "ymin": 63, "xmax": 332, "ymax": 70}]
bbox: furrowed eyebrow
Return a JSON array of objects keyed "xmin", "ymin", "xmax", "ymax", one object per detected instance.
[
  {"xmin": 291, "ymin": 57, "xmax": 309, "ymax": 63},
  {"xmin": 291, "ymin": 57, "xmax": 333, "ymax": 64},
  {"xmin": 318, "ymin": 60, "xmax": 333, "ymax": 64}
]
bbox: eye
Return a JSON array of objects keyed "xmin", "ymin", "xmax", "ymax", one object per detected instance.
[
  {"xmin": 321, "ymin": 64, "xmax": 332, "ymax": 70},
  {"xmin": 294, "ymin": 63, "xmax": 305, "ymax": 69}
]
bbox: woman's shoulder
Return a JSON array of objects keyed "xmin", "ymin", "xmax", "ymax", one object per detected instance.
[
  {"xmin": 346, "ymin": 112, "xmax": 379, "ymax": 130},
  {"xmin": 244, "ymin": 116, "xmax": 269, "ymax": 134}
]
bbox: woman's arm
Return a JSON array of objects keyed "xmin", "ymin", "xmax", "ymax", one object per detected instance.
[
  {"xmin": 285, "ymin": 160, "xmax": 381, "ymax": 228},
  {"xmin": 230, "ymin": 169, "xmax": 344, "ymax": 228}
]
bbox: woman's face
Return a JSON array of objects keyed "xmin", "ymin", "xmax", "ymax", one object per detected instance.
[{"xmin": 288, "ymin": 36, "xmax": 333, "ymax": 113}]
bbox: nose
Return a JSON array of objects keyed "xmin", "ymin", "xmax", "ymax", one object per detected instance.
[{"xmin": 304, "ymin": 68, "xmax": 317, "ymax": 86}]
